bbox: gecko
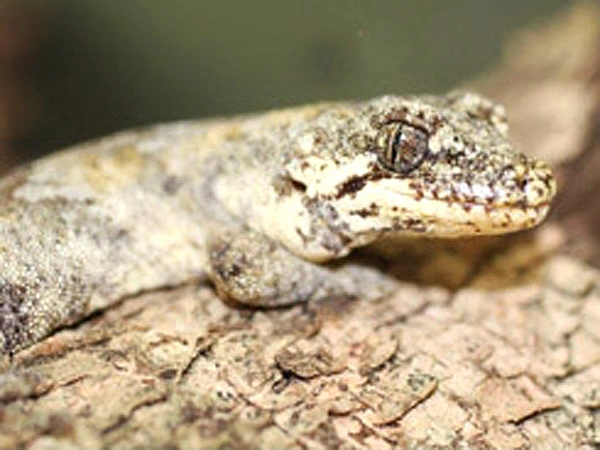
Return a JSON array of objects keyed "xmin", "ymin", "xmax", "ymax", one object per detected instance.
[{"xmin": 0, "ymin": 91, "xmax": 556, "ymax": 355}]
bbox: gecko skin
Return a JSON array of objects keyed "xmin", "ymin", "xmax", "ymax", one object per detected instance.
[{"xmin": 0, "ymin": 92, "xmax": 556, "ymax": 355}]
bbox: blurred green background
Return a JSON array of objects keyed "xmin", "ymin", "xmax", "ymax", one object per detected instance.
[{"xmin": 1, "ymin": 0, "xmax": 569, "ymax": 164}]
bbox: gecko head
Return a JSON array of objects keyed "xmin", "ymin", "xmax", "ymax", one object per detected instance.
[{"xmin": 278, "ymin": 91, "xmax": 556, "ymax": 261}]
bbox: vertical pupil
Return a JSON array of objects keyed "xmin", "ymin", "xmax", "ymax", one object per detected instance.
[
  {"xmin": 389, "ymin": 129, "xmax": 401, "ymax": 164},
  {"xmin": 384, "ymin": 125, "xmax": 428, "ymax": 173},
  {"xmin": 392, "ymin": 129, "xmax": 406, "ymax": 164}
]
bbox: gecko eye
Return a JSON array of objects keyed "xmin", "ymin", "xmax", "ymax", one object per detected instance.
[{"xmin": 378, "ymin": 124, "xmax": 430, "ymax": 174}]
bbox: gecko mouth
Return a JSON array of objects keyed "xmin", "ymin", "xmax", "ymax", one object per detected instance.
[
  {"xmin": 454, "ymin": 199, "xmax": 552, "ymax": 212},
  {"xmin": 375, "ymin": 195, "xmax": 553, "ymax": 237},
  {"xmin": 438, "ymin": 199, "xmax": 552, "ymax": 235}
]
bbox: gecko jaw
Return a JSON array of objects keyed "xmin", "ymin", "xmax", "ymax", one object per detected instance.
[
  {"xmin": 336, "ymin": 180, "xmax": 554, "ymax": 241},
  {"xmin": 401, "ymin": 192, "xmax": 553, "ymax": 236},
  {"xmin": 450, "ymin": 201, "xmax": 552, "ymax": 236}
]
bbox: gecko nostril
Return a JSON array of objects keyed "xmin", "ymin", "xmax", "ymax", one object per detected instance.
[
  {"xmin": 519, "ymin": 178, "xmax": 529, "ymax": 189},
  {"xmin": 512, "ymin": 167, "xmax": 533, "ymax": 190},
  {"xmin": 290, "ymin": 179, "xmax": 307, "ymax": 193}
]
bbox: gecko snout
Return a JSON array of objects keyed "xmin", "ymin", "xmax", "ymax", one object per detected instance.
[{"xmin": 518, "ymin": 160, "xmax": 556, "ymax": 207}]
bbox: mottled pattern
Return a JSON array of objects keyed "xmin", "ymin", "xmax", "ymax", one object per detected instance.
[
  {"xmin": 276, "ymin": 92, "xmax": 556, "ymax": 259},
  {"xmin": 0, "ymin": 92, "xmax": 556, "ymax": 354}
]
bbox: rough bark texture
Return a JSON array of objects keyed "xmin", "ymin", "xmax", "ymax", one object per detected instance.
[{"xmin": 2, "ymin": 4, "xmax": 600, "ymax": 449}]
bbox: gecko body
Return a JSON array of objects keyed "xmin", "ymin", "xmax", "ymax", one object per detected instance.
[{"xmin": 0, "ymin": 92, "xmax": 556, "ymax": 354}]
